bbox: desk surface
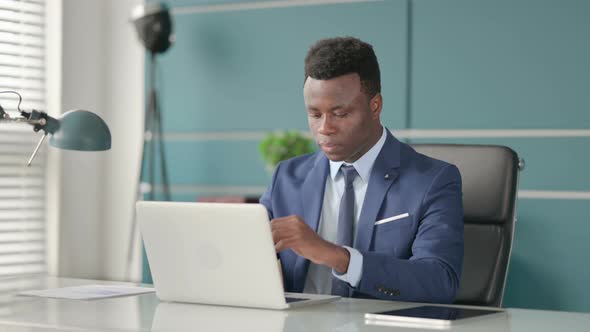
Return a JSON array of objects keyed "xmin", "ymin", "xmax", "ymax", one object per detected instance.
[{"xmin": 0, "ymin": 275, "xmax": 588, "ymax": 331}]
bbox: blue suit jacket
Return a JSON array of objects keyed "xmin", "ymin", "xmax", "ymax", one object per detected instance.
[{"xmin": 260, "ymin": 130, "xmax": 464, "ymax": 303}]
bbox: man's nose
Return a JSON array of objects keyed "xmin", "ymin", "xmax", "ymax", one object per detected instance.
[{"xmin": 318, "ymin": 115, "xmax": 337, "ymax": 135}]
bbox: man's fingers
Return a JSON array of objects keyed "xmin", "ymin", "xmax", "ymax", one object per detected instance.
[
  {"xmin": 275, "ymin": 239, "xmax": 289, "ymax": 252},
  {"xmin": 271, "ymin": 214, "xmax": 313, "ymax": 255},
  {"xmin": 275, "ymin": 240, "xmax": 283, "ymax": 252},
  {"xmin": 271, "ymin": 215, "xmax": 304, "ymax": 224},
  {"xmin": 271, "ymin": 218, "xmax": 296, "ymax": 234},
  {"xmin": 271, "ymin": 228, "xmax": 286, "ymax": 244},
  {"xmin": 271, "ymin": 215, "xmax": 292, "ymax": 222},
  {"xmin": 271, "ymin": 220, "xmax": 290, "ymax": 235}
]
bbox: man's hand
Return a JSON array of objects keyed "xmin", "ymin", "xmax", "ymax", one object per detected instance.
[{"xmin": 271, "ymin": 215, "xmax": 350, "ymax": 274}]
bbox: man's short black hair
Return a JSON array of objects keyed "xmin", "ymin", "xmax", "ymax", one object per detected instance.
[{"xmin": 304, "ymin": 36, "xmax": 381, "ymax": 98}]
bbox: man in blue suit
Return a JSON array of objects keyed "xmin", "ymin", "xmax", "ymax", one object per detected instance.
[{"xmin": 260, "ymin": 37, "xmax": 463, "ymax": 303}]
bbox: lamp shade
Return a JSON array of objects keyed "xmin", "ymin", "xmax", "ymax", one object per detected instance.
[{"xmin": 49, "ymin": 110, "xmax": 111, "ymax": 151}]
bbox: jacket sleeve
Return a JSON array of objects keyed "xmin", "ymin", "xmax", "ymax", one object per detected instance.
[
  {"xmin": 259, "ymin": 162, "xmax": 282, "ymax": 220},
  {"xmin": 353, "ymin": 164, "xmax": 464, "ymax": 303}
]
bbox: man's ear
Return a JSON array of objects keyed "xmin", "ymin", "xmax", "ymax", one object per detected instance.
[{"xmin": 370, "ymin": 93, "xmax": 383, "ymax": 119}]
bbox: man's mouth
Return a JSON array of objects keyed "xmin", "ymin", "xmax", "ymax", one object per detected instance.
[{"xmin": 319, "ymin": 142, "xmax": 339, "ymax": 152}]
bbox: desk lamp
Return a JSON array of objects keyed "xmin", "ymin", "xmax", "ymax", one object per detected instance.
[{"xmin": 0, "ymin": 91, "xmax": 111, "ymax": 165}]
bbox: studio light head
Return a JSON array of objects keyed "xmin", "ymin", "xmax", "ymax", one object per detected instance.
[{"xmin": 131, "ymin": 3, "xmax": 173, "ymax": 54}]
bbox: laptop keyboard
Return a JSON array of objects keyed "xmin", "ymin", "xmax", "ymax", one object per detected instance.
[{"xmin": 285, "ymin": 297, "xmax": 307, "ymax": 303}]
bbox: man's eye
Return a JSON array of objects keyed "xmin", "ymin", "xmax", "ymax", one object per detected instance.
[
  {"xmin": 309, "ymin": 113, "xmax": 321, "ymax": 119},
  {"xmin": 335, "ymin": 112, "xmax": 348, "ymax": 118}
]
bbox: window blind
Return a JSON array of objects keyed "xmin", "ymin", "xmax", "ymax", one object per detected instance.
[{"xmin": 0, "ymin": 0, "xmax": 47, "ymax": 278}]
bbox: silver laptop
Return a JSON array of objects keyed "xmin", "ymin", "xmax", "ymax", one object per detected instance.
[{"xmin": 137, "ymin": 201, "xmax": 340, "ymax": 310}]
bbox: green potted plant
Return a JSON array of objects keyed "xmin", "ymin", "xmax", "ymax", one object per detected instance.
[{"xmin": 259, "ymin": 130, "xmax": 315, "ymax": 172}]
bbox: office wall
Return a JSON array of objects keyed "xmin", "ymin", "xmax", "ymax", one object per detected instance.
[
  {"xmin": 409, "ymin": 0, "xmax": 590, "ymax": 313},
  {"xmin": 54, "ymin": 0, "xmax": 107, "ymax": 279},
  {"xmin": 147, "ymin": 0, "xmax": 590, "ymax": 312},
  {"xmin": 51, "ymin": 0, "xmax": 144, "ymax": 282},
  {"xmin": 146, "ymin": 0, "xmax": 408, "ymax": 198}
]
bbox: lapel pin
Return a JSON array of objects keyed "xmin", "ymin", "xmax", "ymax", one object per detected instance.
[{"xmin": 384, "ymin": 173, "xmax": 390, "ymax": 180}]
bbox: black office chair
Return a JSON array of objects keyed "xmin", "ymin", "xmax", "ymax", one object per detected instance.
[{"xmin": 411, "ymin": 144, "xmax": 523, "ymax": 307}]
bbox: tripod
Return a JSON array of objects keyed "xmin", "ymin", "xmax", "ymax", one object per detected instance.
[{"xmin": 126, "ymin": 53, "xmax": 171, "ymax": 281}]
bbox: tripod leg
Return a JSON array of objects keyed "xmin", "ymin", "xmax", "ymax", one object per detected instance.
[
  {"xmin": 153, "ymin": 91, "xmax": 171, "ymax": 201},
  {"xmin": 125, "ymin": 129, "xmax": 151, "ymax": 280},
  {"xmin": 125, "ymin": 54, "xmax": 158, "ymax": 280}
]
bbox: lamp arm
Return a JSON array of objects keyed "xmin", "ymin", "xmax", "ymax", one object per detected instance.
[
  {"xmin": 1, "ymin": 101, "xmax": 58, "ymax": 167},
  {"xmin": 2, "ymin": 90, "xmax": 111, "ymax": 164},
  {"xmin": 0, "ymin": 115, "xmax": 47, "ymax": 126},
  {"xmin": 20, "ymin": 110, "xmax": 60, "ymax": 134},
  {"xmin": 1, "ymin": 91, "xmax": 58, "ymax": 133},
  {"xmin": 27, "ymin": 134, "xmax": 48, "ymax": 166},
  {"xmin": 1, "ymin": 108, "xmax": 60, "ymax": 134}
]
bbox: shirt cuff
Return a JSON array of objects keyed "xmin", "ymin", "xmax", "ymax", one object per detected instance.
[{"xmin": 332, "ymin": 246, "xmax": 363, "ymax": 288}]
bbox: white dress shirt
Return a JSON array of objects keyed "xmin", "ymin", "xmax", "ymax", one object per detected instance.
[{"xmin": 303, "ymin": 126, "xmax": 387, "ymax": 294}]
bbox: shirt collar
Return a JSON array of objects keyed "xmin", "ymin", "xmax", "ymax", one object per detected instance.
[{"xmin": 329, "ymin": 125, "xmax": 387, "ymax": 183}]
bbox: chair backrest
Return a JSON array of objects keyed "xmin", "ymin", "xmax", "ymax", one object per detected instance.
[{"xmin": 411, "ymin": 144, "xmax": 521, "ymax": 307}]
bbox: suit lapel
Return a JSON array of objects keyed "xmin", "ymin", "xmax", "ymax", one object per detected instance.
[
  {"xmin": 293, "ymin": 153, "xmax": 329, "ymax": 292},
  {"xmin": 354, "ymin": 131, "xmax": 401, "ymax": 252}
]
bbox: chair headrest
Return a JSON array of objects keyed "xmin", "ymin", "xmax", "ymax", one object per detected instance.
[{"xmin": 412, "ymin": 144, "xmax": 519, "ymax": 224}]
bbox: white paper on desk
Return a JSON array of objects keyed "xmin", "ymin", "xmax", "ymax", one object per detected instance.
[{"xmin": 18, "ymin": 284, "xmax": 155, "ymax": 300}]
